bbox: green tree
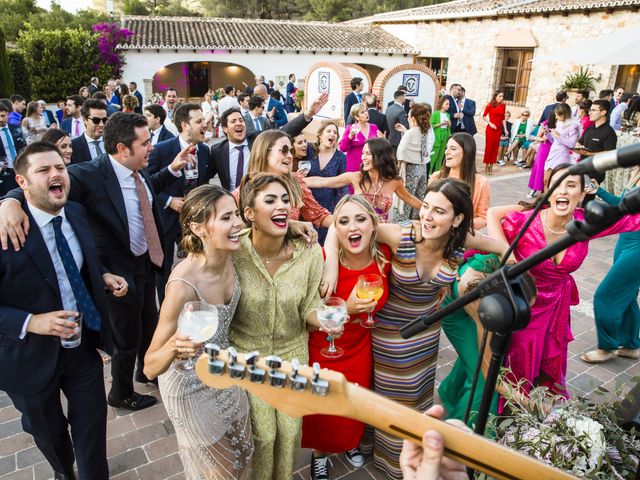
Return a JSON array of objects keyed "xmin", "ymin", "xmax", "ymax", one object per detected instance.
[
  {"xmin": 155, "ymin": 1, "xmax": 200, "ymax": 16},
  {"xmin": 122, "ymin": 0, "xmax": 152, "ymax": 15},
  {"xmin": 17, "ymin": 28, "xmax": 112, "ymax": 101},
  {"xmin": 0, "ymin": 0, "xmax": 41, "ymax": 41},
  {"xmin": 7, "ymin": 50, "xmax": 31, "ymax": 99},
  {"xmin": 0, "ymin": 27, "xmax": 13, "ymax": 98},
  {"xmin": 26, "ymin": 4, "xmax": 108, "ymax": 32}
]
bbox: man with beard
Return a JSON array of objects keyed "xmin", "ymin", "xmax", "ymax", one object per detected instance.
[
  {"xmin": 70, "ymin": 100, "xmax": 108, "ymax": 164},
  {"xmin": 146, "ymin": 104, "xmax": 209, "ymax": 304},
  {"xmin": 0, "ymin": 142, "xmax": 127, "ymax": 479}
]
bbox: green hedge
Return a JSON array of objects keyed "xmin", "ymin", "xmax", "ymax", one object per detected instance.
[
  {"xmin": 0, "ymin": 27, "xmax": 12, "ymax": 98},
  {"xmin": 7, "ymin": 49, "xmax": 31, "ymax": 99}
]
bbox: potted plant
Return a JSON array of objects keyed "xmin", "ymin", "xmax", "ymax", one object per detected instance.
[{"xmin": 561, "ymin": 66, "xmax": 600, "ymax": 92}]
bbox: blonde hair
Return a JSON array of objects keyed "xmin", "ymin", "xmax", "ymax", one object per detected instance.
[
  {"xmin": 246, "ymin": 129, "xmax": 302, "ymax": 207},
  {"xmin": 333, "ymin": 195, "xmax": 389, "ymax": 276},
  {"xmin": 179, "ymin": 185, "xmax": 233, "ymax": 255},
  {"xmin": 350, "ymin": 103, "xmax": 367, "ymax": 120}
]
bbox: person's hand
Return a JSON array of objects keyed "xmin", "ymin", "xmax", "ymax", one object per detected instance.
[
  {"xmin": 320, "ymin": 263, "xmax": 338, "ymax": 298},
  {"xmin": 169, "ymin": 197, "xmax": 184, "ymax": 212},
  {"xmin": 172, "ymin": 333, "xmax": 203, "ymax": 359},
  {"xmin": 27, "ymin": 310, "xmax": 80, "ymax": 338},
  {"xmin": 268, "ymin": 107, "xmax": 276, "ymax": 120},
  {"xmin": 551, "ymin": 129, "xmax": 560, "ymax": 138},
  {"xmin": 0, "ymin": 200, "xmax": 30, "ymax": 251},
  {"xmin": 169, "ymin": 144, "xmax": 196, "ymax": 172},
  {"xmin": 304, "ymin": 93, "xmax": 329, "ymax": 118},
  {"xmin": 585, "ymin": 178, "xmax": 600, "ymax": 195},
  {"xmin": 395, "ymin": 123, "xmax": 407, "ymax": 133},
  {"xmin": 574, "ymin": 142, "xmax": 584, "ymax": 149},
  {"xmin": 400, "ymin": 405, "xmax": 468, "ymax": 480},
  {"xmin": 102, "ymin": 273, "xmax": 128, "ymax": 297},
  {"xmin": 318, "ymin": 321, "xmax": 344, "ymax": 339},
  {"xmin": 489, "ymin": 123, "xmax": 497, "ymax": 130},
  {"xmin": 346, "ymin": 285, "xmax": 376, "ymax": 318},
  {"xmin": 288, "ymin": 220, "xmax": 318, "ymax": 246},
  {"xmin": 376, "ymin": 129, "xmax": 386, "ymax": 138}
]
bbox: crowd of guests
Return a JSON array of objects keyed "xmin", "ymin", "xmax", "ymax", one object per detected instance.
[{"xmin": 0, "ymin": 72, "xmax": 639, "ymax": 480}]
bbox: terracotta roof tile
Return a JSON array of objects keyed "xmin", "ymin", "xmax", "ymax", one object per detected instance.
[
  {"xmin": 119, "ymin": 16, "xmax": 418, "ymax": 54},
  {"xmin": 347, "ymin": 0, "xmax": 640, "ymax": 24}
]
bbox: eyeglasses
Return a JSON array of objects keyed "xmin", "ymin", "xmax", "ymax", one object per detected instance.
[
  {"xmin": 270, "ymin": 145, "xmax": 292, "ymax": 155},
  {"xmin": 589, "ymin": 108, "xmax": 602, "ymax": 113},
  {"xmin": 88, "ymin": 117, "xmax": 107, "ymax": 125}
]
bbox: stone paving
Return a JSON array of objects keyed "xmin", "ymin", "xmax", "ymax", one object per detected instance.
[{"xmin": 1, "ymin": 170, "xmax": 638, "ymax": 480}]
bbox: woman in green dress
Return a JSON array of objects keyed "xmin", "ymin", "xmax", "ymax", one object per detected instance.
[
  {"xmin": 429, "ymin": 98, "xmax": 451, "ymax": 174},
  {"xmin": 230, "ymin": 172, "xmax": 343, "ymax": 480}
]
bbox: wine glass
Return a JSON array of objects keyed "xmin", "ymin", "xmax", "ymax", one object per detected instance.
[
  {"xmin": 317, "ymin": 297, "xmax": 347, "ymax": 358},
  {"xmin": 297, "ymin": 160, "xmax": 311, "ymax": 176},
  {"xmin": 356, "ymin": 274, "xmax": 384, "ymax": 328},
  {"xmin": 175, "ymin": 301, "xmax": 219, "ymax": 371}
]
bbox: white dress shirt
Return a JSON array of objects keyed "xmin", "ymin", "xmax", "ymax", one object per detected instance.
[
  {"xmin": 21, "ymin": 204, "xmax": 83, "ymax": 338},
  {"xmin": 84, "ymin": 133, "xmax": 104, "ymax": 159},
  {"xmin": 228, "ymin": 140, "xmax": 249, "ymax": 189},
  {"xmin": 150, "ymin": 126, "xmax": 163, "ymax": 146}
]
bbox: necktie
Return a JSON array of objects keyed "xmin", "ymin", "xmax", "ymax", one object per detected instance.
[
  {"xmin": 1, "ymin": 127, "xmax": 17, "ymax": 162},
  {"xmin": 73, "ymin": 119, "xmax": 80, "ymax": 137},
  {"xmin": 91, "ymin": 141, "xmax": 103, "ymax": 158},
  {"xmin": 254, "ymin": 118, "xmax": 261, "ymax": 132},
  {"xmin": 235, "ymin": 146, "xmax": 245, "ymax": 189},
  {"xmin": 150, "ymin": 131, "xmax": 155, "ymax": 144},
  {"xmin": 51, "ymin": 216, "xmax": 101, "ymax": 331},
  {"xmin": 131, "ymin": 171, "xmax": 164, "ymax": 267}
]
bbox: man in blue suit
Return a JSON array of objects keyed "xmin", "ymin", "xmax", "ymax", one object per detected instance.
[
  {"xmin": 344, "ymin": 77, "xmax": 364, "ymax": 124},
  {"xmin": 146, "ymin": 103, "xmax": 209, "ymax": 303},
  {"xmin": 538, "ymin": 91, "xmax": 568, "ymax": 125},
  {"xmin": 144, "ymin": 104, "xmax": 175, "ymax": 146},
  {"xmin": 0, "ymin": 103, "xmax": 27, "ymax": 195},
  {"xmin": 129, "ymin": 82, "xmax": 144, "ymax": 114},
  {"xmin": 70, "ymin": 100, "xmax": 107, "ymax": 164},
  {"xmin": 244, "ymin": 95, "xmax": 273, "ymax": 135},
  {"xmin": 446, "ymin": 84, "xmax": 477, "ymax": 136},
  {"xmin": 61, "ymin": 96, "xmax": 85, "ymax": 139},
  {"xmin": 285, "ymin": 73, "xmax": 297, "ymax": 113},
  {"xmin": 0, "ymin": 142, "xmax": 128, "ymax": 480},
  {"xmin": 255, "ymin": 84, "xmax": 288, "ymax": 128}
]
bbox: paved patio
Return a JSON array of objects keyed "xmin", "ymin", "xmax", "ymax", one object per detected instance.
[{"xmin": 1, "ymin": 171, "xmax": 638, "ymax": 480}]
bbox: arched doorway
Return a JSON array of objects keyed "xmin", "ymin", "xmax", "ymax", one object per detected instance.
[{"xmin": 152, "ymin": 62, "xmax": 255, "ymax": 100}]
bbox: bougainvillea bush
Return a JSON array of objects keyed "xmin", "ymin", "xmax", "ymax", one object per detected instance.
[{"xmin": 92, "ymin": 22, "xmax": 133, "ymax": 79}]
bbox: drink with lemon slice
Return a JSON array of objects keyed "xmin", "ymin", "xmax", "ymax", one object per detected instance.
[{"xmin": 176, "ymin": 301, "xmax": 219, "ymax": 371}]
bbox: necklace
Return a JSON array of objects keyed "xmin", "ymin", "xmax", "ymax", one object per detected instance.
[
  {"xmin": 254, "ymin": 243, "xmax": 287, "ymax": 265},
  {"xmin": 542, "ymin": 210, "xmax": 567, "ymax": 235}
]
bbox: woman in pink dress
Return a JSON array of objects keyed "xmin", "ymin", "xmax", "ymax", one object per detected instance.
[
  {"xmin": 339, "ymin": 103, "xmax": 379, "ymax": 181},
  {"xmin": 488, "ymin": 164, "xmax": 640, "ymax": 402},
  {"xmin": 527, "ymin": 114, "xmax": 555, "ymax": 198}
]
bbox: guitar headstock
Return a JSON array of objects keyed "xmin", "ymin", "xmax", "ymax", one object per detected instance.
[{"xmin": 195, "ymin": 344, "xmax": 356, "ymax": 419}]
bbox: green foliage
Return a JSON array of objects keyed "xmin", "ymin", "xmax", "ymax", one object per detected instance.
[
  {"xmin": 561, "ymin": 67, "xmax": 600, "ymax": 92},
  {"xmin": 7, "ymin": 49, "xmax": 31, "ymax": 99},
  {"xmin": 17, "ymin": 28, "xmax": 112, "ymax": 101},
  {"xmin": 0, "ymin": 27, "xmax": 13, "ymax": 98},
  {"xmin": 0, "ymin": 0, "xmax": 41, "ymax": 42},
  {"xmin": 122, "ymin": 0, "xmax": 199, "ymax": 16}
]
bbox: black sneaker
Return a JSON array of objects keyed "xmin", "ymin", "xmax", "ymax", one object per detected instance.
[{"xmin": 310, "ymin": 453, "xmax": 331, "ymax": 480}]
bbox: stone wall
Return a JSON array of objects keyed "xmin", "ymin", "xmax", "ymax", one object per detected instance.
[{"xmin": 381, "ymin": 9, "xmax": 637, "ymax": 122}]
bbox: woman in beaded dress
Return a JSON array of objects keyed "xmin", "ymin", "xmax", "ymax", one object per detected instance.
[
  {"xmin": 322, "ymin": 178, "xmax": 508, "ymax": 479},
  {"xmin": 144, "ymin": 185, "xmax": 253, "ymax": 480},
  {"xmin": 304, "ymin": 137, "xmax": 421, "ymax": 223},
  {"xmin": 230, "ymin": 173, "xmax": 343, "ymax": 480}
]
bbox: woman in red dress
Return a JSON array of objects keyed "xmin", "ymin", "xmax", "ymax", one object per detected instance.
[
  {"xmin": 302, "ymin": 194, "xmax": 391, "ymax": 480},
  {"xmin": 482, "ymin": 91, "xmax": 506, "ymax": 175}
]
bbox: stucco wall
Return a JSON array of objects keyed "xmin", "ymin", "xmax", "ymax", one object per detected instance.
[{"xmin": 381, "ymin": 9, "xmax": 637, "ymax": 120}]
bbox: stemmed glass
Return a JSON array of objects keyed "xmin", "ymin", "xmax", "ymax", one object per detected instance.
[
  {"xmin": 356, "ymin": 274, "xmax": 383, "ymax": 328},
  {"xmin": 297, "ymin": 160, "xmax": 311, "ymax": 176},
  {"xmin": 175, "ymin": 301, "xmax": 219, "ymax": 371},
  {"xmin": 317, "ymin": 297, "xmax": 347, "ymax": 358}
]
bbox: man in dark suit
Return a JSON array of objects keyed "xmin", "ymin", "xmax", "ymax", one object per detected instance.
[
  {"xmin": 446, "ymin": 84, "xmax": 477, "ymax": 136},
  {"xmin": 144, "ymin": 104, "xmax": 175, "ymax": 146},
  {"xmin": 538, "ymin": 91, "xmax": 568, "ymax": 125},
  {"xmin": 146, "ymin": 103, "xmax": 209, "ymax": 303},
  {"xmin": 61, "ymin": 96, "xmax": 85, "ymax": 139},
  {"xmin": 38, "ymin": 100, "xmax": 58, "ymax": 127},
  {"xmin": 364, "ymin": 93, "xmax": 388, "ymax": 137},
  {"xmin": 0, "ymin": 142, "xmax": 128, "ymax": 480},
  {"xmin": 344, "ymin": 77, "xmax": 364, "ymax": 124},
  {"xmin": 285, "ymin": 73, "xmax": 297, "ymax": 113},
  {"xmin": 1, "ymin": 113, "xmax": 192, "ymax": 410},
  {"xmin": 88, "ymin": 77, "xmax": 100, "ymax": 96},
  {"xmin": 385, "ymin": 90, "xmax": 409, "ymax": 149},
  {"xmin": 208, "ymin": 93, "xmax": 329, "ymax": 191},
  {"xmin": 244, "ymin": 95, "xmax": 272, "ymax": 135},
  {"xmin": 255, "ymin": 84, "xmax": 287, "ymax": 128},
  {"xmin": 70, "ymin": 99, "xmax": 107, "ymax": 164},
  {"xmin": 386, "ymin": 85, "xmax": 411, "ymax": 114},
  {"xmin": 0, "ymin": 102, "xmax": 27, "ymax": 195},
  {"xmin": 129, "ymin": 82, "xmax": 144, "ymax": 114}
]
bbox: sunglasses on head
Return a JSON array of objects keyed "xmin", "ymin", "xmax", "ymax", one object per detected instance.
[{"xmin": 88, "ymin": 116, "xmax": 107, "ymax": 125}]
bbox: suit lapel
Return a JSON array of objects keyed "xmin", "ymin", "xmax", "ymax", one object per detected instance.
[
  {"xmin": 219, "ymin": 140, "xmax": 231, "ymax": 184},
  {"xmin": 22, "ymin": 206, "xmax": 61, "ymax": 300},
  {"xmin": 100, "ymin": 156, "xmax": 130, "ymax": 245},
  {"xmin": 197, "ymin": 144, "xmax": 208, "ymax": 186}
]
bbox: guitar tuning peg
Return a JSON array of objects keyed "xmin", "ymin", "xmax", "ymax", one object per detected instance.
[
  {"xmin": 245, "ymin": 352, "xmax": 265, "ymax": 384},
  {"xmin": 265, "ymin": 355, "xmax": 286, "ymax": 388},
  {"xmin": 206, "ymin": 343, "xmax": 225, "ymax": 375},
  {"xmin": 289, "ymin": 358, "xmax": 307, "ymax": 392},
  {"xmin": 226, "ymin": 347, "xmax": 245, "ymax": 379},
  {"xmin": 311, "ymin": 362, "xmax": 329, "ymax": 396}
]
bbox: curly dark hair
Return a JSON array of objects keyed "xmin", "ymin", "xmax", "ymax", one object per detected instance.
[
  {"xmin": 410, "ymin": 103, "xmax": 431, "ymax": 134},
  {"xmin": 359, "ymin": 138, "xmax": 399, "ymax": 192}
]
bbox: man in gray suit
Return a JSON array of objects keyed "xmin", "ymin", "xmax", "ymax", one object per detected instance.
[
  {"xmin": 386, "ymin": 90, "xmax": 410, "ymax": 150},
  {"xmin": 243, "ymin": 95, "xmax": 272, "ymax": 135}
]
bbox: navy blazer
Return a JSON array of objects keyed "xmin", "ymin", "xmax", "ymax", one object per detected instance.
[
  {"xmin": 70, "ymin": 135, "xmax": 92, "ymax": 164},
  {"xmin": 447, "ymin": 95, "xmax": 477, "ymax": 135},
  {"xmin": 344, "ymin": 92, "xmax": 361, "ymax": 123},
  {"xmin": 146, "ymin": 137, "xmax": 209, "ymax": 235},
  {"xmin": 0, "ymin": 123, "xmax": 26, "ymax": 157},
  {"xmin": 133, "ymin": 90, "xmax": 143, "ymax": 114},
  {"xmin": 267, "ymin": 98, "xmax": 288, "ymax": 128},
  {"xmin": 61, "ymin": 117, "xmax": 72, "ymax": 136},
  {"xmin": 155, "ymin": 125, "xmax": 175, "ymax": 144},
  {"xmin": 0, "ymin": 200, "xmax": 110, "ymax": 394},
  {"xmin": 243, "ymin": 113, "xmax": 272, "ymax": 135}
]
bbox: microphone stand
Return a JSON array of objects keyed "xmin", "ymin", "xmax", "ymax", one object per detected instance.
[{"xmin": 401, "ymin": 187, "xmax": 640, "ymax": 443}]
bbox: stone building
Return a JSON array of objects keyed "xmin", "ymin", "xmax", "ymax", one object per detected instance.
[{"xmin": 350, "ymin": 0, "xmax": 640, "ymax": 119}]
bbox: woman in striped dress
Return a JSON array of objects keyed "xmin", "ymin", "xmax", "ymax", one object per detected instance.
[{"xmin": 323, "ymin": 178, "xmax": 508, "ymax": 479}]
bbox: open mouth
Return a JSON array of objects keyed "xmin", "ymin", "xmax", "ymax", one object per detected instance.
[
  {"xmin": 228, "ymin": 230, "xmax": 241, "ymax": 242},
  {"xmin": 555, "ymin": 198, "xmax": 570, "ymax": 211},
  {"xmin": 49, "ymin": 181, "xmax": 64, "ymax": 196},
  {"xmin": 271, "ymin": 214, "xmax": 288, "ymax": 228},
  {"xmin": 422, "ymin": 222, "xmax": 436, "ymax": 233},
  {"xmin": 348, "ymin": 233, "xmax": 362, "ymax": 248}
]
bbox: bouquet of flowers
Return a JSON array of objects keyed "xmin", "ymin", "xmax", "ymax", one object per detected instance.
[{"xmin": 493, "ymin": 375, "xmax": 640, "ymax": 478}]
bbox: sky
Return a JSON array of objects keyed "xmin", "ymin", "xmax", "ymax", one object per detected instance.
[{"xmin": 36, "ymin": 0, "xmax": 95, "ymax": 12}]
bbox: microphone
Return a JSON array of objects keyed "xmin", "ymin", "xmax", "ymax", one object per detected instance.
[{"xmin": 569, "ymin": 142, "xmax": 640, "ymax": 175}]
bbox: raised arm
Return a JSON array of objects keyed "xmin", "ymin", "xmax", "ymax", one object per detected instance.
[
  {"xmin": 486, "ymin": 204, "xmax": 524, "ymax": 244},
  {"xmin": 303, "ymin": 171, "xmax": 356, "ymax": 189},
  {"xmin": 394, "ymin": 180, "xmax": 422, "ymax": 210}
]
